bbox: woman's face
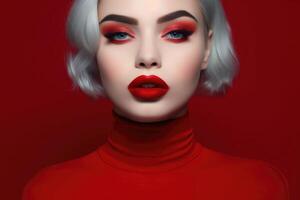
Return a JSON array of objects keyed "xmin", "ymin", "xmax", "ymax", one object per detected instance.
[{"xmin": 97, "ymin": 0, "xmax": 212, "ymax": 122}]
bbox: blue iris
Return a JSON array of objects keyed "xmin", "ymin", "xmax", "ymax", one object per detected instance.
[
  {"xmin": 112, "ymin": 32, "xmax": 129, "ymax": 40},
  {"xmin": 167, "ymin": 31, "xmax": 185, "ymax": 39}
]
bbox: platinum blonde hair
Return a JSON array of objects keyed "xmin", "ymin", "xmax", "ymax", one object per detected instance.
[{"xmin": 66, "ymin": 0, "xmax": 238, "ymax": 98}]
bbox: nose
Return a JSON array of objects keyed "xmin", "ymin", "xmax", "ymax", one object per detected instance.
[{"xmin": 135, "ymin": 36, "xmax": 161, "ymax": 69}]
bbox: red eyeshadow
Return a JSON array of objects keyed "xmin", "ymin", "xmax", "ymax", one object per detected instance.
[
  {"xmin": 100, "ymin": 22, "xmax": 135, "ymax": 36},
  {"xmin": 161, "ymin": 21, "xmax": 196, "ymax": 36}
]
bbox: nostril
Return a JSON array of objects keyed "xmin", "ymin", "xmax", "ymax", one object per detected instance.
[{"xmin": 136, "ymin": 61, "xmax": 161, "ymax": 68}]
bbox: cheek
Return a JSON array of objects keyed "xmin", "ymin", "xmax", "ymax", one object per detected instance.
[
  {"xmin": 162, "ymin": 40, "xmax": 206, "ymax": 87},
  {"xmin": 96, "ymin": 44, "xmax": 135, "ymax": 87},
  {"xmin": 96, "ymin": 52, "xmax": 118, "ymax": 85}
]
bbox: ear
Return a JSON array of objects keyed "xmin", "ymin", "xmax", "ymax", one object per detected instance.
[{"xmin": 200, "ymin": 30, "xmax": 213, "ymax": 70}]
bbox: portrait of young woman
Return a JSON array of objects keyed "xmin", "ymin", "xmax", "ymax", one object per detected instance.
[{"xmin": 1, "ymin": 0, "xmax": 298, "ymax": 199}]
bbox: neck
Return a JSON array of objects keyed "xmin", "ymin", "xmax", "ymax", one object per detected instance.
[{"xmin": 97, "ymin": 110, "xmax": 203, "ymax": 173}]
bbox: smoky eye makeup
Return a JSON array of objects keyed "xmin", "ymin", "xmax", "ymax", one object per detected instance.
[
  {"xmin": 100, "ymin": 22, "xmax": 135, "ymax": 44},
  {"xmin": 100, "ymin": 20, "xmax": 197, "ymax": 44},
  {"xmin": 161, "ymin": 20, "xmax": 197, "ymax": 42}
]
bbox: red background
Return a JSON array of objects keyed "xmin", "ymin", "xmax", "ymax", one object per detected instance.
[{"xmin": 0, "ymin": 0, "xmax": 299, "ymax": 199}]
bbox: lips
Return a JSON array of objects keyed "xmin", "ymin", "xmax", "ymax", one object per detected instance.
[{"xmin": 128, "ymin": 75, "xmax": 169, "ymax": 101}]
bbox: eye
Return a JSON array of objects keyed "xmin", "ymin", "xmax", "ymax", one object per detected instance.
[
  {"xmin": 104, "ymin": 32, "xmax": 132, "ymax": 43},
  {"xmin": 163, "ymin": 30, "xmax": 193, "ymax": 41}
]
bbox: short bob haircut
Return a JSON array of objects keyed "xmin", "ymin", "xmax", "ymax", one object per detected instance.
[{"xmin": 66, "ymin": 0, "xmax": 238, "ymax": 98}]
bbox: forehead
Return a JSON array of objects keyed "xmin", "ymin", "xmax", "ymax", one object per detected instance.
[{"xmin": 98, "ymin": 0, "xmax": 202, "ymax": 22}]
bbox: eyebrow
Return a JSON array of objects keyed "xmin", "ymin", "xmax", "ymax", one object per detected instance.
[{"xmin": 99, "ymin": 10, "xmax": 198, "ymax": 25}]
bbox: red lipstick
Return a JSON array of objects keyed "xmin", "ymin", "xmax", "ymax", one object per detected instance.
[{"xmin": 128, "ymin": 75, "xmax": 169, "ymax": 101}]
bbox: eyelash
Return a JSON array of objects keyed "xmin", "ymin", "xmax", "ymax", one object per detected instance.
[
  {"xmin": 163, "ymin": 30, "xmax": 193, "ymax": 40},
  {"xmin": 104, "ymin": 29, "xmax": 193, "ymax": 43},
  {"xmin": 104, "ymin": 32, "xmax": 132, "ymax": 42}
]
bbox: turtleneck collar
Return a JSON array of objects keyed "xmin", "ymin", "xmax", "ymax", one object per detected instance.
[{"xmin": 97, "ymin": 110, "xmax": 203, "ymax": 173}]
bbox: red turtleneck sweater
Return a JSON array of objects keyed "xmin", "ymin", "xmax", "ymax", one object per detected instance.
[{"xmin": 22, "ymin": 111, "xmax": 289, "ymax": 200}]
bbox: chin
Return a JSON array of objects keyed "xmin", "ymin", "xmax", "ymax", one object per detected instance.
[{"xmin": 113, "ymin": 100, "xmax": 187, "ymax": 123}]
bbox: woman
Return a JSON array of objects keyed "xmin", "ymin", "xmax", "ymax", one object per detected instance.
[{"xmin": 22, "ymin": 0, "xmax": 290, "ymax": 199}]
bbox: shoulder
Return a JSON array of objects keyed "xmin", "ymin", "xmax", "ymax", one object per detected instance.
[
  {"xmin": 234, "ymin": 158, "xmax": 290, "ymax": 200},
  {"xmin": 199, "ymin": 146, "xmax": 290, "ymax": 200},
  {"xmin": 22, "ymin": 151, "xmax": 100, "ymax": 200}
]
